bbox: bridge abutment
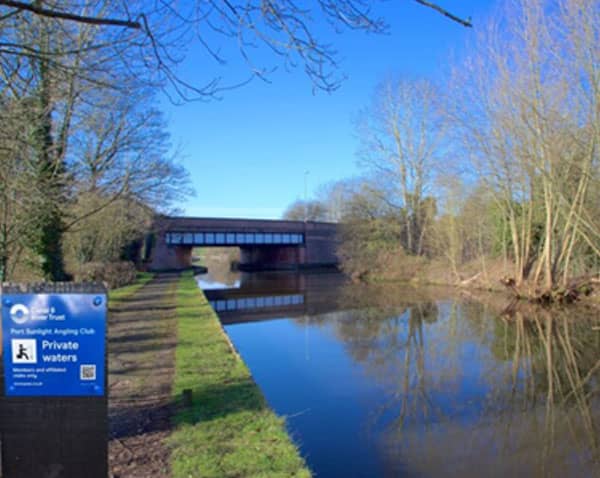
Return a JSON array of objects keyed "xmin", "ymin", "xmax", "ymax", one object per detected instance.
[{"xmin": 149, "ymin": 242, "xmax": 193, "ymax": 270}]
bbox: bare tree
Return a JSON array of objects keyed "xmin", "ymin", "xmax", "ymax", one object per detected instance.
[
  {"xmin": 62, "ymin": 88, "xmax": 192, "ymax": 271},
  {"xmin": 357, "ymin": 77, "xmax": 446, "ymax": 255},
  {"xmin": 315, "ymin": 178, "xmax": 364, "ymax": 222}
]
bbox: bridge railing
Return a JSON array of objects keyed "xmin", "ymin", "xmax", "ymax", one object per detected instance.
[{"xmin": 165, "ymin": 231, "xmax": 305, "ymax": 246}]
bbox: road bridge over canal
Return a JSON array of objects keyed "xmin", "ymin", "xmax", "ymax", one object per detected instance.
[{"xmin": 148, "ymin": 217, "xmax": 340, "ymax": 271}]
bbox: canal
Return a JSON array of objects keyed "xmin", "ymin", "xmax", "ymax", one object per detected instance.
[{"xmin": 199, "ymin": 270, "xmax": 600, "ymax": 477}]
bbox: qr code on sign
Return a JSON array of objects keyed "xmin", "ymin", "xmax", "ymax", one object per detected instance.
[{"xmin": 80, "ymin": 364, "xmax": 96, "ymax": 381}]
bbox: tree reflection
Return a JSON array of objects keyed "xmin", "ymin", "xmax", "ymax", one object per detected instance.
[
  {"xmin": 489, "ymin": 307, "xmax": 600, "ymax": 472},
  {"xmin": 333, "ymin": 296, "xmax": 442, "ymax": 428},
  {"xmin": 324, "ymin": 285, "xmax": 600, "ymax": 476}
]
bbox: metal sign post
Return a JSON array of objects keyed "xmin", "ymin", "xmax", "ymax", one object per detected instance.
[{"xmin": 0, "ymin": 283, "xmax": 107, "ymax": 478}]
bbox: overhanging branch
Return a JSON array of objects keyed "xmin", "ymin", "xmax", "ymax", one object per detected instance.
[
  {"xmin": 413, "ymin": 0, "xmax": 472, "ymax": 27},
  {"xmin": 0, "ymin": 0, "xmax": 142, "ymax": 29}
]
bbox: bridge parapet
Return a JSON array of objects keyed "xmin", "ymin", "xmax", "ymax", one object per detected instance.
[{"xmin": 166, "ymin": 231, "xmax": 304, "ymax": 247}]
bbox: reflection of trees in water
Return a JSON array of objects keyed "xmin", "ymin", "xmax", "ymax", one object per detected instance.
[
  {"xmin": 324, "ymin": 289, "xmax": 600, "ymax": 474},
  {"xmin": 490, "ymin": 309, "xmax": 600, "ymax": 470},
  {"xmin": 337, "ymin": 282, "xmax": 452, "ymax": 311},
  {"xmin": 333, "ymin": 300, "xmax": 442, "ymax": 427}
]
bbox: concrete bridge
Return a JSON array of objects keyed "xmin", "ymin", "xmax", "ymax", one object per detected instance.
[{"xmin": 148, "ymin": 217, "xmax": 340, "ymax": 271}]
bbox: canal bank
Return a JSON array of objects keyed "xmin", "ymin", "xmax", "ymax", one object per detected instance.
[
  {"xmin": 168, "ymin": 272, "xmax": 310, "ymax": 477},
  {"xmin": 107, "ymin": 272, "xmax": 310, "ymax": 477}
]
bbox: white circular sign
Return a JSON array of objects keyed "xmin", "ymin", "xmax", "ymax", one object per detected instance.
[{"xmin": 9, "ymin": 304, "xmax": 30, "ymax": 324}]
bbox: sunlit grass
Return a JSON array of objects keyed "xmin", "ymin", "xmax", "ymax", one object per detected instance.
[{"xmin": 169, "ymin": 272, "xmax": 311, "ymax": 478}]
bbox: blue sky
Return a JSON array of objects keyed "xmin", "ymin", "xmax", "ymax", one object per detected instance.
[{"xmin": 162, "ymin": 1, "xmax": 499, "ymax": 219}]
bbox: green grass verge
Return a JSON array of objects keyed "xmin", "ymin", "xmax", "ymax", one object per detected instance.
[
  {"xmin": 169, "ymin": 272, "xmax": 311, "ymax": 478},
  {"xmin": 108, "ymin": 271, "xmax": 154, "ymax": 304}
]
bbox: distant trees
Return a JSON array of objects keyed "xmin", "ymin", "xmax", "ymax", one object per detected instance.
[
  {"xmin": 314, "ymin": 180, "xmax": 358, "ymax": 223},
  {"xmin": 284, "ymin": 78, "xmax": 446, "ymax": 280},
  {"xmin": 283, "ymin": 200, "xmax": 329, "ymax": 222}
]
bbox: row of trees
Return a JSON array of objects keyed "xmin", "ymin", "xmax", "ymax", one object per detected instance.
[
  {"xmin": 285, "ymin": 0, "xmax": 600, "ymax": 292},
  {"xmin": 454, "ymin": 0, "xmax": 600, "ymax": 290}
]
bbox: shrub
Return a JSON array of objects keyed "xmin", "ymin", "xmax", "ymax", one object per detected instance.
[{"xmin": 74, "ymin": 261, "xmax": 138, "ymax": 289}]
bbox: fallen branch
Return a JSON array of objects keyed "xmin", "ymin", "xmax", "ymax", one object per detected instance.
[{"xmin": 459, "ymin": 271, "xmax": 481, "ymax": 287}]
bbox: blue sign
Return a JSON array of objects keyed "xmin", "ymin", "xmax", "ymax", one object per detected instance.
[{"xmin": 2, "ymin": 294, "xmax": 106, "ymax": 396}]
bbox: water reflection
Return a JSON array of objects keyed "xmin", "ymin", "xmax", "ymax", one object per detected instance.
[
  {"xmin": 342, "ymin": 298, "xmax": 600, "ymax": 477},
  {"xmin": 203, "ymin": 271, "xmax": 345, "ymax": 324},
  {"xmin": 202, "ymin": 272, "xmax": 600, "ymax": 477},
  {"xmin": 196, "ymin": 264, "xmax": 241, "ymax": 290}
]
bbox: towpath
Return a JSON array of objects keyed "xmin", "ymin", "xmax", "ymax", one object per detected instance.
[{"xmin": 108, "ymin": 273, "xmax": 179, "ymax": 478}]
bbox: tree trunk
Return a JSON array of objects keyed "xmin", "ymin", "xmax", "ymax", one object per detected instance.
[{"xmin": 32, "ymin": 14, "xmax": 67, "ymax": 281}]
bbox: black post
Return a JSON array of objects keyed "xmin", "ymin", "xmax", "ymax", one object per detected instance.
[{"xmin": 0, "ymin": 283, "xmax": 107, "ymax": 478}]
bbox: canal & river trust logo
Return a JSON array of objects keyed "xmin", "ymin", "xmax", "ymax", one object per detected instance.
[{"xmin": 9, "ymin": 303, "xmax": 30, "ymax": 324}]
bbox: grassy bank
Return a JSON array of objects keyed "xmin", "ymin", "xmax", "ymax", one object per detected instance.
[
  {"xmin": 169, "ymin": 272, "xmax": 310, "ymax": 478},
  {"xmin": 108, "ymin": 271, "xmax": 154, "ymax": 303}
]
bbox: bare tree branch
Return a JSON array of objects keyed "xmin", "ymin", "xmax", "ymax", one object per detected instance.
[
  {"xmin": 0, "ymin": 0, "xmax": 142, "ymax": 29},
  {"xmin": 413, "ymin": 0, "xmax": 472, "ymax": 27}
]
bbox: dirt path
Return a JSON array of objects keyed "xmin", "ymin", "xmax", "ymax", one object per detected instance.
[{"xmin": 108, "ymin": 273, "xmax": 179, "ymax": 478}]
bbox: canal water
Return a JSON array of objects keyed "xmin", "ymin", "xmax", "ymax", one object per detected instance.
[{"xmin": 199, "ymin": 270, "xmax": 600, "ymax": 477}]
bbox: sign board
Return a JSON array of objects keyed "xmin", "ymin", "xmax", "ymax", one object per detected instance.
[{"xmin": 2, "ymin": 293, "xmax": 106, "ymax": 396}]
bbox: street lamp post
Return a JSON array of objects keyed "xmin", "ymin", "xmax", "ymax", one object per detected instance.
[{"xmin": 304, "ymin": 170, "xmax": 309, "ymax": 222}]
